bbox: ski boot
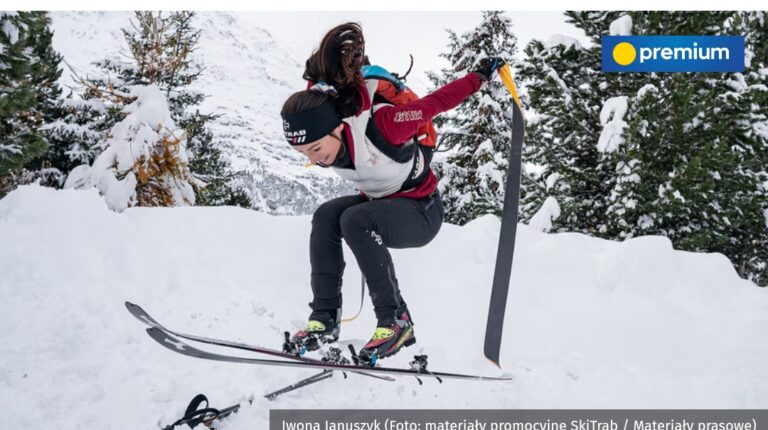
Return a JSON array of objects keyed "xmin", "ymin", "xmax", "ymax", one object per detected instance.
[
  {"xmin": 284, "ymin": 310, "xmax": 340, "ymax": 356},
  {"xmin": 355, "ymin": 307, "xmax": 415, "ymax": 366}
]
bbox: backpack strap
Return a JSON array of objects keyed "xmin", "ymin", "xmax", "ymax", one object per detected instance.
[
  {"xmin": 365, "ymin": 108, "xmax": 418, "ymax": 163},
  {"xmin": 364, "ymin": 107, "xmax": 432, "ymax": 192}
]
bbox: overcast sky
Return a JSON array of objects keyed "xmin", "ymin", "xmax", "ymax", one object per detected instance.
[{"xmin": 240, "ymin": 11, "xmax": 589, "ymax": 94}]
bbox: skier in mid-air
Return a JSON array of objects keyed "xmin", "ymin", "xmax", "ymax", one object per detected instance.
[{"xmin": 280, "ymin": 22, "xmax": 505, "ymax": 364}]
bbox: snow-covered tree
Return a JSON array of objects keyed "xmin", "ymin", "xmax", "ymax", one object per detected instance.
[
  {"xmin": 67, "ymin": 86, "xmax": 195, "ymax": 211},
  {"xmin": 695, "ymin": 12, "xmax": 768, "ymax": 285},
  {"xmin": 0, "ymin": 12, "xmax": 54, "ymax": 195},
  {"xmin": 34, "ymin": 97, "xmax": 109, "ymax": 187},
  {"xmin": 525, "ymin": 11, "xmax": 768, "ymax": 285},
  {"xmin": 66, "ymin": 12, "xmax": 249, "ymax": 207},
  {"xmin": 122, "ymin": 11, "xmax": 250, "ymax": 207},
  {"xmin": 69, "ymin": 11, "xmax": 250, "ymax": 209},
  {"xmin": 601, "ymin": 12, "xmax": 768, "ymax": 285},
  {"xmin": 519, "ymin": 27, "xmax": 617, "ymax": 236},
  {"xmin": 428, "ymin": 11, "xmax": 519, "ymax": 225}
]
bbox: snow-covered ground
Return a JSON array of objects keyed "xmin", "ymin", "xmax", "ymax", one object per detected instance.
[{"xmin": 0, "ymin": 185, "xmax": 765, "ymax": 429}]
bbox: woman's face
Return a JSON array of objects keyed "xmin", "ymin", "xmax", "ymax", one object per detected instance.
[{"xmin": 293, "ymin": 124, "xmax": 344, "ymax": 167}]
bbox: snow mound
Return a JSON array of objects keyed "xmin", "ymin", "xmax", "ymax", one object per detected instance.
[{"xmin": 0, "ymin": 186, "xmax": 765, "ymax": 429}]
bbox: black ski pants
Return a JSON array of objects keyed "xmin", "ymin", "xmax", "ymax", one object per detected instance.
[{"xmin": 309, "ymin": 191, "xmax": 443, "ymax": 324}]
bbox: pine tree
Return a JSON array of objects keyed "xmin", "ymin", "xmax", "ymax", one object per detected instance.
[
  {"xmin": 68, "ymin": 12, "xmax": 198, "ymax": 209},
  {"xmin": 182, "ymin": 108, "xmax": 251, "ymax": 206},
  {"xmin": 69, "ymin": 11, "xmax": 250, "ymax": 208},
  {"xmin": 17, "ymin": 11, "xmax": 72, "ymax": 187},
  {"xmin": 85, "ymin": 85, "xmax": 196, "ymax": 211},
  {"xmin": 427, "ymin": 11, "xmax": 518, "ymax": 225},
  {"xmin": 122, "ymin": 11, "xmax": 250, "ymax": 207},
  {"xmin": 519, "ymin": 26, "xmax": 618, "ymax": 236},
  {"xmin": 0, "ymin": 12, "xmax": 50, "ymax": 196},
  {"xmin": 601, "ymin": 12, "xmax": 767, "ymax": 285},
  {"xmin": 703, "ymin": 11, "xmax": 768, "ymax": 285},
  {"xmin": 525, "ymin": 11, "xmax": 768, "ymax": 285},
  {"xmin": 36, "ymin": 97, "xmax": 109, "ymax": 188},
  {"xmin": 15, "ymin": 13, "xmax": 112, "ymax": 190}
]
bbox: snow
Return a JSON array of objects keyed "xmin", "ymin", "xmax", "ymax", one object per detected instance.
[
  {"xmin": 0, "ymin": 185, "xmax": 765, "ymax": 429},
  {"xmin": 659, "ymin": 184, "xmax": 668, "ymax": 198},
  {"xmin": 597, "ymin": 96, "xmax": 629, "ymax": 153},
  {"xmin": 545, "ymin": 172, "xmax": 560, "ymax": 190},
  {"xmin": 764, "ymin": 208, "xmax": 768, "ymax": 228},
  {"xmin": 60, "ymin": 97, "xmax": 108, "ymax": 113},
  {"xmin": 638, "ymin": 214, "xmax": 655, "ymax": 230},
  {"xmin": 544, "ymin": 34, "xmax": 582, "ymax": 50},
  {"xmin": 753, "ymin": 121, "xmax": 768, "ymax": 141},
  {"xmin": 636, "ymin": 84, "xmax": 657, "ymax": 100},
  {"xmin": 474, "ymin": 138, "xmax": 494, "ymax": 156},
  {"xmin": 479, "ymin": 93, "xmax": 502, "ymax": 111},
  {"xmin": 726, "ymin": 73, "xmax": 748, "ymax": 92},
  {"xmin": 546, "ymin": 68, "xmax": 572, "ymax": 104},
  {"xmin": 599, "ymin": 96, "xmax": 628, "ymax": 126},
  {"xmin": 63, "ymin": 164, "xmax": 91, "ymax": 189},
  {"xmin": 528, "ymin": 196, "xmax": 561, "ymax": 232},
  {"xmin": 609, "ymin": 15, "xmax": 633, "ymax": 36},
  {"xmin": 1, "ymin": 12, "xmax": 20, "ymax": 44},
  {"xmin": 0, "ymin": 143, "xmax": 22, "ymax": 155}
]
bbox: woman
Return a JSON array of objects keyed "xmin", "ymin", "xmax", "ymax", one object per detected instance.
[{"xmin": 281, "ymin": 23, "xmax": 504, "ymax": 364}]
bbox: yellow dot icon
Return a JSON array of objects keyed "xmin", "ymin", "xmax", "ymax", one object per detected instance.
[{"xmin": 612, "ymin": 42, "xmax": 636, "ymax": 66}]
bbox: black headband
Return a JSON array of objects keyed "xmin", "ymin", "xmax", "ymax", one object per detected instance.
[{"xmin": 281, "ymin": 97, "xmax": 342, "ymax": 146}]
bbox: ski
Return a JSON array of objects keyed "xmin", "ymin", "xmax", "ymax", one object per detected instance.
[
  {"xmin": 124, "ymin": 302, "xmax": 393, "ymax": 382},
  {"xmin": 484, "ymin": 63, "xmax": 525, "ymax": 367},
  {"xmin": 146, "ymin": 327, "xmax": 514, "ymax": 382}
]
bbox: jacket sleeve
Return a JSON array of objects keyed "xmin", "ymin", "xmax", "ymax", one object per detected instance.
[{"xmin": 373, "ymin": 72, "xmax": 483, "ymax": 146}]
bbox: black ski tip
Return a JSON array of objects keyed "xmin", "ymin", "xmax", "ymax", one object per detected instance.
[
  {"xmin": 146, "ymin": 327, "xmax": 173, "ymax": 347},
  {"xmin": 125, "ymin": 301, "xmax": 141, "ymax": 318},
  {"xmin": 125, "ymin": 301, "xmax": 145, "ymax": 316},
  {"xmin": 125, "ymin": 302, "xmax": 164, "ymax": 329}
]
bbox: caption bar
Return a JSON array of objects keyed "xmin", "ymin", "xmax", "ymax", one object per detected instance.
[{"xmin": 270, "ymin": 410, "xmax": 766, "ymax": 430}]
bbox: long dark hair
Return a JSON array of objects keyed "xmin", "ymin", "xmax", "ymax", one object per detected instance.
[
  {"xmin": 281, "ymin": 90, "xmax": 327, "ymax": 117},
  {"xmin": 304, "ymin": 22, "xmax": 366, "ymax": 117}
]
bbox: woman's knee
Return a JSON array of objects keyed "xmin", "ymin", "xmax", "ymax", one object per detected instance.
[
  {"xmin": 312, "ymin": 200, "xmax": 338, "ymax": 228},
  {"xmin": 339, "ymin": 205, "xmax": 375, "ymax": 240},
  {"xmin": 312, "ymin": 197, "xmax": 358, "ymax": 230}
]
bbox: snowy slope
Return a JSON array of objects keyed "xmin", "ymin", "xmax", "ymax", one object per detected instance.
[
  {"xmin": 49, "ymin": 11, "xmax": 354, "ymax": 215},
  {"xmin": 0, "ymin": 185, "xmax": 765, "ymax": 429}
]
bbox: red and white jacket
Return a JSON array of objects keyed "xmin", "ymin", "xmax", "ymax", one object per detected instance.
[{"xmin": 316, "ymin": 72, "xmax": 483, "ymax": 200}]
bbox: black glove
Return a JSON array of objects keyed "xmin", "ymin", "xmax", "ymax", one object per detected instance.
[{"xmin": 472, "ymin": 57, "xmax": 505, "ymax": 81}]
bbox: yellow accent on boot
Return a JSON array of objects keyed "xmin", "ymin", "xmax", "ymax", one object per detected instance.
[
  {"xmin": 393, "ymin": 326, "xmax": 414, "ymax": 349},
  {"xmin": 306, "ymin": 320, "xmax": 326, "ymax": 332},
  {"xmin": 371, "ymin": 327, "xmax": 395, "ymax": 340}
]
